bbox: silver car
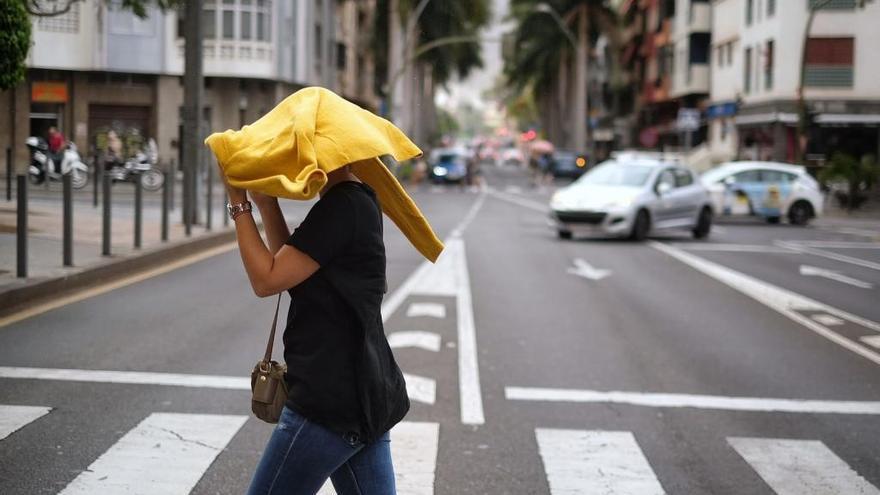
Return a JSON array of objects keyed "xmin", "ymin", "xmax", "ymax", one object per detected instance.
[{"xmin": 550, "ymin": 155, "xmax": 714, "ymax": 240}]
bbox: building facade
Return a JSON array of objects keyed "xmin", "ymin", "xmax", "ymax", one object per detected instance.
[
  {"xmin": 0, "ymin": 0, "xmax": 379, "ymax": 171},
  {"xmin": 708, "ymin": 0, "xmax": 880, "ymax": 164}
]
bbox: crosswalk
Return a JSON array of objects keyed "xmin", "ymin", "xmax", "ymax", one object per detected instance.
[{"xmin": 2, "ymin": 404, "xmax": 878, "ymax": 494}]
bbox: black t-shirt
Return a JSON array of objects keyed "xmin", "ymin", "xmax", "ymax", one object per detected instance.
[{"xmin": 284, "ymin": 181, "xmax": 409, "ymax": 443}]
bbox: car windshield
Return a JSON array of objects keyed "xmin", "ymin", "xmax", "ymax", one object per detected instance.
[{"xmin": 575, "ymin": 161, "xmax": 653, "ymax": 187}]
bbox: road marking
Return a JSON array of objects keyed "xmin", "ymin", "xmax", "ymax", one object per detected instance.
[
  {"xmin": 567, "ymin": 258, "xmax": 612, "ymax": 281},
  {"xmin": 0, "ymin": 405, "xmax": 51, "ymax": 441},
  {"xmin": 319, "ymin": 421, "xmax": 440, "ymax": 495},
  {"xmin": 800, "ymin": 265, "xmax": 874, "ymax": 289},
  {"xmin": 58, "ymin": 412, "xmax": 247, "ymax": 495},
  {"xmin": 672, "ymin": 243, "xmax": 793, "ymax": 253},
  {"xmin": 790, "ymin": 241, "xmax": 880, "ymax": 249},
  {"xmin": 403, "ymin": 373, "xmax": 436, "ymax": 405},
  {"xmin": 861, "ymin": 335, "xmax": 880, "ymax": 350},
  {"xmin": 0, "ymin": 241, "xmax": 237, "ymax": 329},
  {"xmin": 535, "ymin": 429, "xmax": 665, "ymax": 495},
  {"xmin": 0, "ymin": 366, "xmax": 435, "ymax": 405},
  {"xmin": 487, "ymin": 188, "xmax": 550, "ymax": 213},
  {"xmin": 812, "ymin": 314, "xmax": 845, "ymax": 326},
  {"xmin": 406, "ymin": 302, "xmax": 447, "ymax": 319},
  {"xmin": 505, "ymin": 387, "xmax": 880, "ymax": 414},
  {"xmin": 728, "ymin": 437, "xmax": 880, "ymax": 495},
  {"xmin": 380, "ymin": 194, "xmax": 487, "ymax": 425},
  {"xmin": 650, "ymin": 241, "xmax": 880, "ymax": 366},
  {"xmin": 0, "ymin": 366, "xmax": 250, "ymax": 389},
  {"xmin": 777, "ymin": 240, "xmax": 880, "ymax": 272},
  {"xmin": 388, "ymin": 331, "xmax": 442, "ymax": 352}
]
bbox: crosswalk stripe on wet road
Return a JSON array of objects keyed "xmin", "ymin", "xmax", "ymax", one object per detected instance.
[{"xmin": 0, "ymin": 404, "xmax": 51, "ymax": 441}]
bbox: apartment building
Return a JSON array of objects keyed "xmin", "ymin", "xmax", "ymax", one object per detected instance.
[
  {"xmin": 708, "ymin": 0, "xmax": 880, "ymax": 163},
  {"xmin": 0, "ymin": 0, "xmax": 378, "ymax": 169},
  {"xmin": 618, "ymin": 0, "xmax": 712, "ymax": 150}
]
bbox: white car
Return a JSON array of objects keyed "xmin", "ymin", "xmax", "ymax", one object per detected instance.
[
  {"xmin": 550, "ymin": 154, "xmax": 714, "ymax": 240},
  {"xmin": 700, "ymin": 161, "xmax": 823, "ymax": 225}
]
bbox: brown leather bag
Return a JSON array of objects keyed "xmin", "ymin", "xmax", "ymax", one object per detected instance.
[{"xmin": 250, "ymin": 294, "xmax": 289, "ymax": 424}]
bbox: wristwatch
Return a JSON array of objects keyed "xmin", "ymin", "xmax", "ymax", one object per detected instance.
[{"xmin": 227, "ymin": 200, "xmax": 253, "ymax": 220}]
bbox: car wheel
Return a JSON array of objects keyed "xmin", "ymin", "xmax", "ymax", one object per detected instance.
[
  {"xmin": 692, "ymin": 207, "xmax": 712, "ymax": 239},
  {"xmin": 766, "ymin": 216, "xmax": 781, "ymax": 224},
  {"xmin": 629, "ymin": 210, "xmax": 650, "ymax": 241},
  {"xmin": 788, "ymin": 201, "xmax": 812, "ymax": 226},
  {"xmin": 557, "ymin": 229, "xmax": 572, "ymax": 240}
]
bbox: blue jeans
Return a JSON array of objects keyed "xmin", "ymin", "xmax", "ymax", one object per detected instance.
[{"xmin": 247, "ymin": 406, "xmax": 396, "ymax": 495}]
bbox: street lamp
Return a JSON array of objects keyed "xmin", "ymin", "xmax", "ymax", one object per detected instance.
[{"xmin": 528, "ymin": 2, "xmax": 589, "ymax": 157}]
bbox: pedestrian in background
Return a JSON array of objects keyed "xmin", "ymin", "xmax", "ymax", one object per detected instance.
[
  {"xmin": 205, "ymin": 87, "xmax": 444, "ymax": 495},
  {"xmin": 47, "ymin": 126, "xmax": 65, "ymax": 173}
]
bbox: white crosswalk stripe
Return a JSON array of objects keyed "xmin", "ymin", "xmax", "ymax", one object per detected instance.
[
  {"xmin": 535, "ymin": 428, "xmax": 665, "ymax": 494},
  {"xmin": 318, "ymin": 421, "xmax": 440, "ymax": 495},
  {"xmin": 729, "ymin": 437, "xmax": 880, "ymax": 495},
  {"xmin": 0, "ymin": 405, "xmax": 51, "ymax": 441},
  {"xmin": 58, "ymin": 412, "xmax": 247, "ymax": 495}
]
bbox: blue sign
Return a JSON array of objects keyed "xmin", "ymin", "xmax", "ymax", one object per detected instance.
[{"xmin": 707, "ymin": 102, "xmax": 738, "ymax": 119}]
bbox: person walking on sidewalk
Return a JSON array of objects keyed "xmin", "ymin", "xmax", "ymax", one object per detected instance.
[{"xmin": 206, "ymin": 87, "xmax": 444, "ymax": 495}]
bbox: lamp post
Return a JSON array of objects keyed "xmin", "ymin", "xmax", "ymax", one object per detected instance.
[{"xmin": 532, "ymin": 3, "xmax": 589, "ymax": 157}]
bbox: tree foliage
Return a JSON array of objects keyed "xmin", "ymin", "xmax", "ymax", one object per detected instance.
[
  {"xmin": 0, "ymin": 0, "xmax": 31, "ymax": 91},
  {"xmin": 819, "ymin": 153, "xmax": 879, "ymax": 211}
]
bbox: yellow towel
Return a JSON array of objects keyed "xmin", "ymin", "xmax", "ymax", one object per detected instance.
[{"xmin": 205, "ymin": 86, "xmax": 444, "ymax": 262}]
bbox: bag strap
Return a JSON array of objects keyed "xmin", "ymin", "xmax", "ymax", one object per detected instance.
[{"xmin": 264, "ymin": 293, "xmax": 282, "ymax": 362}]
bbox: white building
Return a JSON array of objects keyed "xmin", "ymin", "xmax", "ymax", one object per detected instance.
[
  {"xmin": 0, "ymin": 0, "xmax": 378, "ymax": 168},
  {"xmin": 708, "ymin": 0, "xmax": 880, "ymax": 164}
]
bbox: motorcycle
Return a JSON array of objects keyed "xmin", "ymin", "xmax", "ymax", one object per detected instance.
[
  {"xmin": 105, "ymin": 139, "xmax": 165, "ymax": 192},
  {"xmin": 26, "ymin": 137, "xmax": 89, "ymax": 189}
]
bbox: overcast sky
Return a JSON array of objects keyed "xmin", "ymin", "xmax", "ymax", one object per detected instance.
[{"xmin": 436, "ymin": 0, "xmax": 511, "ymax": 111}]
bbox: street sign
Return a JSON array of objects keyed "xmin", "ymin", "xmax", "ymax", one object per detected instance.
[{"xmin": 677, "ymin": 108, "xmax": 701, "ymax": 132}]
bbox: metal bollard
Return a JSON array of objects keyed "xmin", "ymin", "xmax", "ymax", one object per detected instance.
[
  {"xmin": 205, "ymin": 161, "xmax": 213, "ymax": 231},
  {"xmin": 6, "ymin": 147, "xmax": 11, "ymax": 202},
  {"xmin": 63, "ymin": 173, "xmax": 73, "ymax": 266},
  {"xmin": 93, "ymin": 156, "xmax": 101, "ymax": 208},
  {"xmin": 169, "ymin": 159, "xmax": 176, "ymax": 211},
  {"xmin": 134, "ymin": 178, "xmax": 143, "ymax": 249},
  {"xmin": 223, "ymin": 195, "xmax": 229, "ymax": 227},
  {"xmin": 161, "ymin": 169, "xmax": 170, "ymax": 242},
  {"xmin": 16, "ymin": 175, "xmax": 27, "ymax": 278},
  {"xmin": 102, "ymin": 173, "xmax": 112, "ymax": 256}
]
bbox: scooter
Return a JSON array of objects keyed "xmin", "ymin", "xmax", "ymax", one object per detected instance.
[
  {"xmin": 26, "ymin": 137, "xmax": 89, "ymax": 189},
  {"xmin": 106, "ymin": 139, "xmax": 165, "ymax": 191}
]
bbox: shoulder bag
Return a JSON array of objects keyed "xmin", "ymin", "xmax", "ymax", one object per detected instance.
[{"xmin": 250, "ymin": 294, "xmax": 289, "ymax": 424}]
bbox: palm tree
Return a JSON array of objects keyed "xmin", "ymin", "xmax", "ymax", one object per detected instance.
[
  {"xmin": 504, "ymin": 0, "xmax": 617, "ymax": 152},
  {"xmin": 373, "ymin": 0, "xmax": 490, "ymax": 144}
]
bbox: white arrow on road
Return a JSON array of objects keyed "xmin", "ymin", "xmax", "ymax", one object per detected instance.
[
  {"xmin": 567, "ymin": 258, "xmax": 612, "ymax": 281},
  {"xmin": 799, "ymin": 265, "xmax": 874, "ymax": 289}
]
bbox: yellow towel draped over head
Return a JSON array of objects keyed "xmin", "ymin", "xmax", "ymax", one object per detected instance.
[{"xmin": 204, "ymin": 86, "xmax": 444, "ymax": 262}]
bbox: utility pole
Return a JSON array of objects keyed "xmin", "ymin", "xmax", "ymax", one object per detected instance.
[
  {"xmin": 574, "ymin": 5, "xmax": 588, "ymax": 156},
  {"xmin": 182, "ymin": 0, "xmax": 204, "ymax": 235}
]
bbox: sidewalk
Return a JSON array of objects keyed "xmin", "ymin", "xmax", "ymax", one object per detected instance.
[{"xmin": 0, "ymin": 181, "xmax": 235, "ymax": 315}]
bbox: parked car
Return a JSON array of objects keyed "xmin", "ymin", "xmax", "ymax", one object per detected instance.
[
  {"xmin": 429, "ymin": 148, "xmax": 468, "ymax": 183},
  {"xmin": 551, "ymin": 150, "xmax": 588, "ymax": 178},
  {"xmin": 700, "ymin": 161, "xmax": 823, "ymax": 225},
  {"xmin": 550, "ymin": 153, "xmax": 714, "ymax": 240},
  {"xmin": 500, "ymin": 147, "xmax": 525, "ymax": 167}
]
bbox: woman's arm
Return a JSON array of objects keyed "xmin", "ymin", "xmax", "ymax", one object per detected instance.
[
  {"xmin": 225, "ymin": 182, "xmax": 319, "ymax": 297},
  {"xmin": 251, "ymin": 193, "xmax": 290, "ymax": 254}
]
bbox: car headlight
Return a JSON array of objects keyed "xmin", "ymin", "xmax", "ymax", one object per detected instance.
[
  {"xmin": 433, "ymin": 166, "xmax": 448, "ymax": 176},
  {"xmin": 551, "ymin": 192, "xmax": 572, "ymax": 209}
]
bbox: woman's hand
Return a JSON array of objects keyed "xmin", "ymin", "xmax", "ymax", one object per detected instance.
[
  {"xmin": 216, "ymin": 162, "xmax": 247, "ymax": 204},
  {"xmin": 249, "ymin": 190, "xmax": 278, "ymax": 207}
]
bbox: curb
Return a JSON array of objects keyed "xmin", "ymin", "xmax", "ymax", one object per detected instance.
[{"xmin": 0, "ymin": 228, "xmax": 238, "ymax": 318}]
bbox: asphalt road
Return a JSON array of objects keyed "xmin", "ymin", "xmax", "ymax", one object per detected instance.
[{"xmin": 1, "ymin": 165, "xmax": 879, "ymax": 494}]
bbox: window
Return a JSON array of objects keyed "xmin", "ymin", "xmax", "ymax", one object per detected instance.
[
  {"xmin": 768, "ymin": 0, "xmax": 776, "ymax": 16},
  {"xmin": 733, "ymin": 170, "xmax": 761, "ymax": 183},
  {"xmin": 241, "ymin": 11, "xmax": 252, "ymax": 39},
  {"xmin": 761, "ymin": 170, "xmax": 797, "ymax": 183},
  {"xmin": 808, "ymin": 0, "xmax": 856, "ymax": 9},
  {"xmin": 37, "ymin": 2, "xmax": 81, "ymax": 33},
  {"xmin": 204, "ymin": 8, "xmax": 216, "ymax": 39},
  {"xmin": 765, "ymin": 40, "xmax": 774, "ymax": 90},
  {"xmin": 222, "ymin": 1, "xmax": 235, "ymax": 40},
  {"xmin": 726, "ymin": 43, "xmax": 733, "ymax": 66},
  {"xmin": 804, "ymin": 37, "xmax": 854, "ymax": 87},
  {"xmin": 656, "ymin": 169, "xmax": 677, "ymax": 190},
  {"xmin": 744, "ymin": 47, "xmax": 752, "ymax": 93},
  {"xmin": 674, "ymin": 168, "xmax": 694, "ymax": 187},
  {"xmin": 746, "ymin": 0, "xmax": 754, "ymax": 25},
  {"xmin": 716, "ymin": 46, "xmax": 723, "ymax": 67}
]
